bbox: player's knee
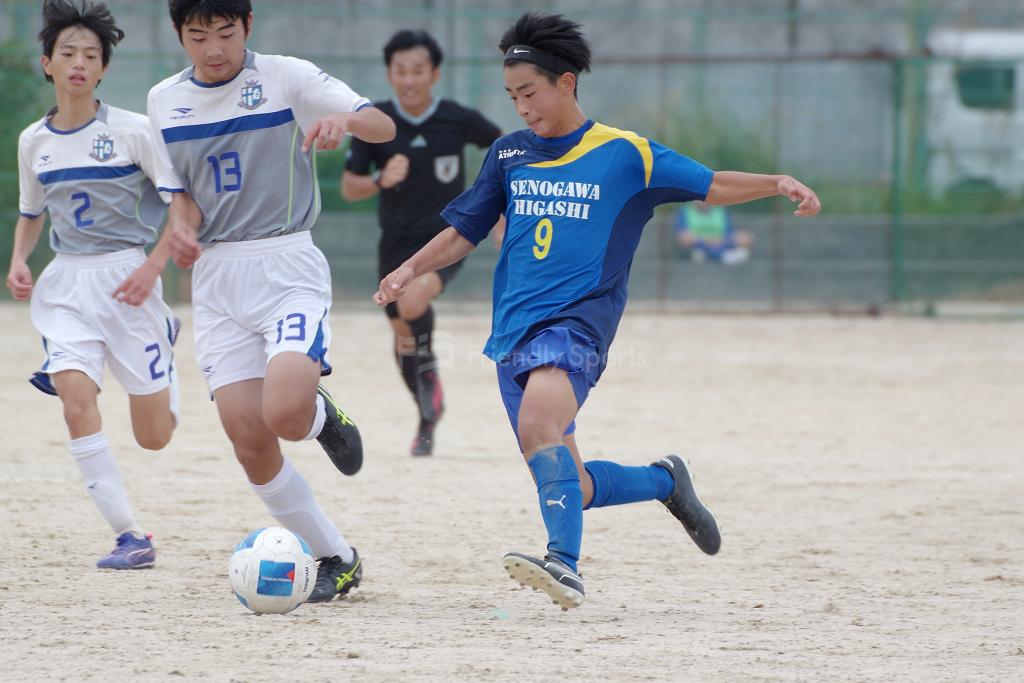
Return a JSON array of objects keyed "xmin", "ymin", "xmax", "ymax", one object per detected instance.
[
  {"xmin": 135, "ymin": 425, "xmax": 172, "ymax": 451},
  {"xmin": 516, "ymin": 411, "xmax": 562, "ymax": 453},
  {"xmin": 132, "ymin": 406, "xmax": 175, "ymax": 450},
  {"xmin": 262, "ymin": 400, "xmax": 310, "ymax": 442},
  {"xmin": 61, "ymin": 399, "xmax": 98, "ymax": 433}
]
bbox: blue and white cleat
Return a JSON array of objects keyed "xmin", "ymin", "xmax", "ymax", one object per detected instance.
[
  {"xmin": 653, "ymin": 455, "xmax": 721, "ymax": 555},
  {"xmin": 96, "ymin": 532, "xmax": 156, "ymax": 570},
  {"xmin": 503, "ymin": 551, "xmax": 585, "ymax": 610}
]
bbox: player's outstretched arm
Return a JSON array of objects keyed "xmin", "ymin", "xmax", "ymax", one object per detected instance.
[
  {"xmin": 303, "ymin": 107, "xmax": 396, "ymax": 153},
  {"xmin": 706, "ymin": 171, "xmax": 821, "ymax": 217},
  {"xmin": 374, "ymin": 227, "xmax": 475, "ymax": 306},
  {"xmin": 6, "ymin": 214, "xmax": 45, "ymax": 301}
]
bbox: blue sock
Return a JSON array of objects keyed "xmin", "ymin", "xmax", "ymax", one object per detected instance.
[
  {"xmin": 583, "ymin": 460, "xmax": 674, "ymax": 510},
  {"xmin": 527, "ymin": 445, "xmax": 583, "ymax": 572}
]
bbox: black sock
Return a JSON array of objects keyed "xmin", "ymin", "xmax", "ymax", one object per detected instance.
[
  {"xmin": 405, "ymin": 307, "xmax": 435, "ymax": 357},
  {"xmin": 405, "ymin": 307, "xmax": 438, "ymax": 375},
  {"xmin": 394, "ymin": 351, "xmax": 417, "ymax": 395}
]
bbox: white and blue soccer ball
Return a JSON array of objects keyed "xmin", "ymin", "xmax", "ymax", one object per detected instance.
[{"xmin": 229, "ymin": 527, "xmax": 316, "ymax": 614}]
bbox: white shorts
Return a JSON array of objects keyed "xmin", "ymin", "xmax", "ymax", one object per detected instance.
[
  {"xmin": 192, "ymin": 231, "xmax": 333, "ymax": 394},
  {"xmin": 30, "ymin": 248, "xmax": 178, "ymax": 396}
]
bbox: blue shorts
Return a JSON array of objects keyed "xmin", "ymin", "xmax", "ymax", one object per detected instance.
[
  {"xmin": 692, "ymin": 236, "xmax": 739, "ymax": 261},
  {"xmin": 495, "ymin": 326, "xmax": 604, "ymax": 448}
]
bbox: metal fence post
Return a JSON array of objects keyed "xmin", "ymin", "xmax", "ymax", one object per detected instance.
[{"xmin": 890, "ymin": 58, "xmax": 905, "ymax": 304}]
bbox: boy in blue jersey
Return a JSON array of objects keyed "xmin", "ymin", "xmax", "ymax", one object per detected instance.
[
  {"xmin": 154, "ymin": 0, "xmax": 395, "ymax": 602},
  {"xmin": 7, "ymin": 0, "xmax": 187, "ymax": 570},
  {"xmin": 376, "ymin": 13, "xmax": 821, "ymax": 609}
]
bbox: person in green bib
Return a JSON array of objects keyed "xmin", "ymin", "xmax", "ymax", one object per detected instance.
[{"xmin": 675, "ymin": 200, "xmax": 753, "ymax": 264}]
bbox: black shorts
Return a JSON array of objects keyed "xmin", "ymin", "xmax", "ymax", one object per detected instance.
[{"xmin": 380, "ymin": 231, "xmax": 465, "ymax": 319}]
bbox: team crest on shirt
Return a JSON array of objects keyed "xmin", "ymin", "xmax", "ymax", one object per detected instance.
[
  {"xmin": 89, "ymin": 133, "xmax": 116, "ymax": 162},
  {"xmin": 238, "ymin": 80, "xmax": 267, "ymax": 110},
  {"xmin": 434, "ymin": 154, "xmax": 459, "ymax": 184}
]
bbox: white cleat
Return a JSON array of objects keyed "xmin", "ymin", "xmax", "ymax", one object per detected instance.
[{"xmin": 503, "ymin": 551, "xmax": 584, "ymax": 610}]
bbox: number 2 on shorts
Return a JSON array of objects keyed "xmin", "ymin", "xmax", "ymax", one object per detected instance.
[{"xmin": 145, "ymin": 343, "xmax": 165, "ymax": 380}]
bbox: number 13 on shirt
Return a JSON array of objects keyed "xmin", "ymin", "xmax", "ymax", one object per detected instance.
[{"xmin": 533, "ymin": 218, "xmax": 553, "ymax": 260}]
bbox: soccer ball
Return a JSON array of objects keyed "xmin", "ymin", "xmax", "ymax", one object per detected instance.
[{"xmin": 229, "ymin": 527, "xmax": 316, "ymax": 614}]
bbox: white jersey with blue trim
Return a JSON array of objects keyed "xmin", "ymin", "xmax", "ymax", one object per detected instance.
[
  {"xmin": 148, "ymin": 50, "xmax": 371, "ymax": 244},
  {"xmin": 17, "ymin": 102, "xmax": 179, "ymax": 256}
]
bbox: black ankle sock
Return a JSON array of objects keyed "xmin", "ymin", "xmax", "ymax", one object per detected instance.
[{"xmin": 394, "ymin": 351, "xmax": 417, "ymax": 395}]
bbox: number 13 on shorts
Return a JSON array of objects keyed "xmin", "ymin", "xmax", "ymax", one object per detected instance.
[
  {"xmin": 275, "ymin": 313, "xmax": 307, "ymax": 344},
  {"xmin": 268, "ymin": 309, "xmax": 329, "ymax": 365}
]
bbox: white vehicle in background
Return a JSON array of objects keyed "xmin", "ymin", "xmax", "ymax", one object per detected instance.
[{"xmin": 927, "ymin": 30, "xmax": 1024, "ymax": 197}]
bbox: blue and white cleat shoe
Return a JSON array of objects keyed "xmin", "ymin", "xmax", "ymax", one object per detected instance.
[
  {"xmin": 503, "ymin": 551, "xmax": 585, "ymax": 610},
  {"xmin": 96, "ymin": 532, "xmax": 156, "ymax": 570},
  {"xmin": 653, "ymin": 455, "xmax": 721, "ymax": 555}
]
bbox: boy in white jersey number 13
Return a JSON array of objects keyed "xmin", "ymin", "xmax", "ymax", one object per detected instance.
[
  {"xmin": 377, "ymin": 13, "xmax": 821, "ymax": 610},
  {"xmin": 152, "ymin": 0, "xmax": 395, "ymax": 603},
  {"xmin": 7, "ymin": 0, "xmax": 187, "ymax": 570}
]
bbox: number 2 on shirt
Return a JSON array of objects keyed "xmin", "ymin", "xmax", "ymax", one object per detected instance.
[
  {"xmin": 533, "ymin": 218, "xmax": 553, "ymax": 260},
  {"xmin": 71, "ymin": 192, "xmax": 94, "ymax": 229}
]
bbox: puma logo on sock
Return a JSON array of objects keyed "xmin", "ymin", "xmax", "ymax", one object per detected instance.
[{"xmin": 546, "ymin": 494, "xmax": 566, "ymax": 509}]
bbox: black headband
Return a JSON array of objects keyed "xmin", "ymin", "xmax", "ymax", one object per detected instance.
[{"xmin": 503, "ymin": 44, "xmax": 579, "ymax": 77}]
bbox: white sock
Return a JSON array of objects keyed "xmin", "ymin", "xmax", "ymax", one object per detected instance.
[
  {"xmin": 251, "ymin": 457, "xmax": 352, "ymax": 561},
  {"xmin": 168, "ymin": 368, "xmax": 181, "ymax": 430},
  {"xmin": 69, "ymin": 432, "xmax": 144, "ymax": 538},
  {"xmin": 302, "ymin": 394, "xmax": 327, "ymax": 441}
]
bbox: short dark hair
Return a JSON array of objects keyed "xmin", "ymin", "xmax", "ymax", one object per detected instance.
[
  {"xmin": 38, "ymin": 0, "xmax": 124, "ymax": 82},
  {"xmin": 169, "ymin": 0, "xmax": 252, "ymax": 36},
  {"xmin": 498, "ymin": 12, "xmax": 591, "ymax": 89},
  {"xmin": 383, "ymin": 30, "xmax": 443, "ymax": 68}
]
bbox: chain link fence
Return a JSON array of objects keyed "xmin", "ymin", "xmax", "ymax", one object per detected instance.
[{"xmin": 2, "ymin": 0, "xmax": 1022, "ymax": 313}]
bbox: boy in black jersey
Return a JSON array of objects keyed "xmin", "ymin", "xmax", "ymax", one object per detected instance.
[{"xmin": 343, "ymin": 30, "xmax": 501, "ymax": 456}]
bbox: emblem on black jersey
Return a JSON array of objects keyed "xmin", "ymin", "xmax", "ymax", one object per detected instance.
[
  {"xmin": 239, "ymin": 80, "xmax": 267, "ymax": 110},
  {"xmin": 434, "ymin": 154, "xmax": 459, "ymax": 184},
  {"xmin": 89, "ymin": 133, "xmax": 117, "ymax": 162}
]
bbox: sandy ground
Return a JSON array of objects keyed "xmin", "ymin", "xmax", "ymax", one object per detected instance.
[{"xmin": 0, "ymin": 301, "xmax": 1021, "ymax": 682}]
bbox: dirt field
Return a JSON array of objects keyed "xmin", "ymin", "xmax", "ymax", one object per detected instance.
[{"xmin": 0, "ymin": 302, "xmax": 1021, "ymax": 682}]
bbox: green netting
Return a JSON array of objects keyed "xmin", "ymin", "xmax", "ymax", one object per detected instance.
[{"xmin": 1, "ymin": 0, "xmax": 1022, "ymax": 311}]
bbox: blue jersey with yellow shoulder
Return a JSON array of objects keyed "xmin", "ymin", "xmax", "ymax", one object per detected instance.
[{"xmin": 442, "ymin": 119, "xmax": 713, "ymax": 363}]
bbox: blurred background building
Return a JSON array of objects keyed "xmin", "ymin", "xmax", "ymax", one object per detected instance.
[{"xmin": 2, "ymin": 0, "xmax": 1023, "ymax": 314}]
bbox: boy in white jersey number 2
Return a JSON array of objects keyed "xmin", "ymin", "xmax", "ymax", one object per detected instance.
[
  {"xmin": 377, "ymin": 13, "xmax": 822, "ymax": 610},
  {"xmin": 151, "ymin": 0, "xmax": 395, "ymax": 602},
  {"xmin": 7, "ymin": 1, "xmax": 184, "ymax": 571}
]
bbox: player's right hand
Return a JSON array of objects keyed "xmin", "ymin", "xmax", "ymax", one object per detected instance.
[
  {"xmin": 373, "ymin": 264, "xmax": 415, "ymax": 306},
  {"xmin": 170, "ymin": 221, "xmax": 201, "ymax": 269},
  {"xmin": 379, "ymin": 154, "xmax": 410, "ymax": 189},
  {"xmin": 6, "ymin": 261, "xmax": 33, "ymax": 301}
]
